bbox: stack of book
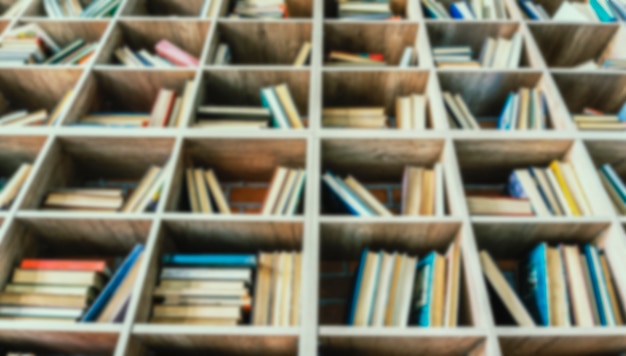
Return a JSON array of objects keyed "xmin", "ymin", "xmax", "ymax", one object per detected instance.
[
  {"xmin": 42, "ymin": 164, "xmax": 169, "ymax": 212},
  {"xmin": 0, "ymin": 89, "xmax": 74, "ymax": 127},
  {"xmin": 78, "ymin": 82, "xmax": 194, "ymax": 128},
  {"xmin": 336, "ymin": 1, "xmax": 395, "ymax": 20},
  {"xmin": 43, "ymin": 0, "xmax": 121, "ymax": 18},
  {"xmin": 326, "ymin": 51, "xmax": 386, "ymax": 66},
  {"xmin": 521, "ymin": 0, "xmax": 621, "ymax": 21},
  {"xmin": 466, "ymin": 160, "xmax": 592, "ymax": 216},
  {"xmin": 396, "ymin": 94, "xmax": 427, "ymax": 130},
  {"xmin": 231, "ymin": 0, "xmax": 287, "ymax": 18},
  {"xmin": 497, "ymin": 87, "xmax": 547, "ymax": 130},
  {"xmin": 0, "ymin": 24, "xmax": 96, "ymax": 66},
  {"xmin": 434, "ymin": 35, "xmax": 522, "ymax": 69},
  {"xmin": 442, "ymin": 92, "xmax": 480, "ymax": 130},
  {"xmin": 323, "ymin": 165, "xmax": 445, "ymax": 216},
  {"xmin": 0, "ymin": 245, "xmax": 143, "ymax": 323},
  {"xmin": 150, "ymin": 253, "xmax": 256, "ymax": 325},
  {"xmin": 423, "ymin": 0, "xmax": 507, "ymax": 19},
  {"xmin": 2, "ymin": 0, "xmax": 28, "ymax": 17},
  {"xmin": 261, "ymin": 167, "xmax": 306, "ymax": 216},
  {"xmin": 481, "ymin": 243, "xmax": 623, "ymax": 327},
  {"xmin": 349, "ymin": 243, "xmax": 460, "ymax": 327},
  {"xmin": 322, "ymin": 107, "xmax": 387, "ymax": 128},
  {"xmin": 115, "ymin": 40, "xmax": 200, "ymax": 68},
  {"xmin": 186, "ymin": 167, "xmax": 231, "ymax": 214},
  {"xmin": 252, "ymin": 251, "xmax": 302, "ymax": 326},
  {"xmin": 572, "ymin": 105, "xmax": 626, "ymax": 131},
  {"xmin": 0, "ymin": 164, "xmax": 32, "ymax": 210},
  {"xmin": 196, "ymin": 83, "xmax": 303, "ymax": 129},
  {"xmin": 598, "ymin": 163, "xmax": 626, "ymax": 214}
]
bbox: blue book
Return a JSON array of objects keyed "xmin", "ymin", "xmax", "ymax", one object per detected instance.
[
  {"xmin": 422, "ymin": 3, "xmax": 440, "ymax": 18},
  {"xmin": 413, "ymin": 252, "xmax": 436, "ymax": 327},
  {"xmin": 590, "ymin": 0, "xmax": 617, "ymax": 21},
  {"xmin": 497, "ymin": 92, "xmax": 515, "ymax": 130},
  {"xmin": 520, "ymin": 243, "xmax": 549, "ymax": 326},
  {"xmin": 162, "ymin": 254, "xmax": 257, "ymax": 267},
  {"xmin": 449, "ymin": 3, "xmax": 466, "ymax": 18},
  {"xmin": 610, "ymin": 0, "xmax": 626, "ymax": 19},
  {"xmin": 81, "ymin": 244, "xmax": 144, "ymax": 322},
  {"xmin": 584, "ymin": 244, "xmax": 615, "ymax": 326},
  {"xmin": 528, "ymin": 167, "xmax": 555, "ymax": 215},
  {"xmin": 349, "ymin": 250, "xmax": 368, "ymax": 325},
  {"xmin": 600, "ymin": 164, "xmax": 626, "ymax": 202},
  {"xmin": 519, "ymin": 1, "xmax": 541, "ymax": 19},
  {"xmin": 134, "ymin": 52, "xmax": 153, "ymax": 67},
  {"xmin": 618, "ymin": 102, "xmax": 626, "ymax": 122},
  {"xmin": 322, "ymin": 171, "xmax": 374, "ymax": 216},
  {"xmin": 507, "ymin": 171, "xmax": 527, "ymax": 198}
]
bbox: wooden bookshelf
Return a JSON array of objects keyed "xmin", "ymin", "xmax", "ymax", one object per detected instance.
[{"xmin": 0, "ymin": 0, "xmax": 623, "ymax": 355}]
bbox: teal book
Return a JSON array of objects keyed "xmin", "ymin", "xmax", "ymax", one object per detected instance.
[
  {"xmin": 413, "ymin": 252, "xmax": 436, "ymax": 326},
  {"xmin": 520, "ymin": 243, "xmax": 550, "ymax": 326},
  {"xmin": 584, "ymin": 244, "xmax": 615, "ymax": 326},
  {"xmin": 600, "ymin": 164, "xmax": 626, "ymax": 203},
  {"xmin": 590, "ymin": 0, "xmax": 617, "ymax": 21},
  {"xmin": 162, "ymin": 254, "xmax": 257, "ymax": 267}
]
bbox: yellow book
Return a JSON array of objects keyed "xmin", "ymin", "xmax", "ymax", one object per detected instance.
[{"xmin": 549, "ymin": 160, "xmax": 580, "ymax": 216}]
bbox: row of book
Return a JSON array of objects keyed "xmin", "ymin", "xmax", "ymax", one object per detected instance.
[
  {"xmin": 43, "ymin": 0, "xmax": 120, "ymax": 18},
  {"xmin": 335, "ymin": 1, "xmax": 403, "ymax": 20},
  {"xmin": 397, "ymin": 94, "xmax": 428, "ymax": 130},
  {"xmin": 481, "ymin": 243, "xmax": 623, "ymax": 327},
  {"xmin": 0, "ymin": 24, "xmax": 95, "ymax": 66},
  {"xmin": 231, "ymin": 0, "xmax": 287, "ymax": 19},
  {"xmin": 150, "ymin": 252, "xmax": 301, "ymax": 326},
  {"xmin": 323, "ymin": 165, "xmax": 445, "ymax": 216},
  {"xmin": 322, "ymin": 107, "xmax": 386, "ymax": 129},
  {"xmin": 76, "ymin": 81, "xmax": 194, "ymax": 128},
  {"xmin": 423, "ymin": 0, "xmax": 508, "ymax": 19},
  {"xmin": 497, "ymin": 87, "xmax": 547, "ymax": 130},
  {"xmin": 186, "ymin": 168, "xmax": 231, "ymax": 214},
  {"xmin": 598, "ymin": 163, "xmax": 626, "ymax": 214},
  {"xmin": 262, "ymin": 167, "xmax": 306, "ymax": 216},
  {"xmin": 0, "ymin": 245, "xmax": 143, "ymax": 323},
  {"xmin": 572, "ymin": 104, "xmax": 626, "ymax": 131},
  {"xmin": 41, "ymin": 163, "xmax": 169, "ymax": 212},
  {"xmin": 212, "ymin": 42, "xmax": 311, "ymax": 66},
  {"xmin": 115, "ymin": 40, "xmax": 199, "ymax": 68},
  {"xmin": 521, "ymin": 0, "xmax": 626, "ymax": 21},
  {"xmin": 0, "ymin": 90, "xmax": 72, "ymax": 127},
  {"xmin": 350, "ymin": 243, "xmax": 460, "ymax": 327},
  {"xmin": 0, "ymin": 164, "xmax": 31, "ymax": 210},
  {"xmin": 467, "ymin": 159, "xmax": 592, "ymax": 216},
  {"xmin": 433, "ymin": 35, "xmax": 522, "ymax": 69}
]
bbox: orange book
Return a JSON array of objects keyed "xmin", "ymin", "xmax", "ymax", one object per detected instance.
[
  {"xmin": 20, "ymin": 259, "xmax": 110, "ymax": 275},
  {"xmin": 78, "ymin": 51, "xmax": 94, "ymax": 65}
]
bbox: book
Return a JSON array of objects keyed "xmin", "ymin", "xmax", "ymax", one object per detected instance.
[
  {"xmin": 122, "ymin": 166, "xmax": 161, "ymax": 213},
  {"xmin": 262, "ymin": 166, "xmax": 289, "ymax": 214},
  {"xmin": 260, "ymin": 87, "xmax": 290, "ymax": 128},
  {"xmin": 402, "ymin": 166, "xmax": 423, "ymax": 215},
  {"xmin": 152, "ymin": 305, "xmax": 241, "ymax": 319},
  {"xmin": 0, "ymin": 163, "xmax": 32, "ymax": 209},
  {"xmin": 0, "ymin": 306, "xmax": 84, "ymax": 319},
  {"xmin": 43, "ymin": 191, "xmax": 124, "ymax": 211},
  {"xmin": 443, "ymin": 242, "xmax": 461, "ymax": 327},
  {"xmin": 467, "ymin": 196, "xmax": 533, "ymax": 216},
  {"xmin": 371, "ymin": 252, "xmax": 394, "ymax": 326},
  {"xmin": 4, "ymin": 284, "xmax": 93, "ymax": 297},
  {"xmin": 384, "ymin": 254, "xmax": 404, "ymax": 326},
  {"xmin": 204, "ymin": 169, "xmax": 231, "ymax": 214},
  {"xmin": 155, "ymin": 39, "xmax": 199, "ymax": 67},
  {"xmin": 323, "ymin": 171, "xmax": 374, "ymax": 216},
  {"xmin": 293, "ymin": 42, "xmax": 311, "ymax": 66},
  {"xmin": 510, "ymin": 169, "xmax": 551, "ymax": 216},
  {"xmin": 195, "ymin": 168, "xmax": 213, "ymax": 214},
  {"xmin": 584, "ymin": 244, "xmax": 615, "ymax": 326},
  {"xmin": 0, "ymin": 293, "xmax": 88, "ymax": 309},
  {"xmin": 97, "ymin": 254, "xmax": 143, "ymax": 322},
  {"xmin": 351, "ymin": 250, "xmax": 380, "ymax": 326},
  {"xmin": 344, "ymin": 175, "xmax": 393, "ymax": 216},
  {"xmin": 599, "ymin": 254, "xmax": 623, "ymax": 325},
  {"xmin": 162, "ymin": 254, "xmax": 257, "ymax": 267},
  {"xmin": 480, "ymin": 250, "xmax": 535, "ymax": 327},
  {"xmin": 186, "ymin": 168, "xmax": 200, "ymax": 213},
  {"xmin": 520, "ymin": 243, "xmax": 550, "ymax": 326},
  {"xmin": 19, "ymin": 259, "xmax": 110, "ymax": 275},
  {"xmin": 160, "ymin": 268, "xmax": 252, "ymax": 282},
  {"xmin": 12, "ymin": 269, "xmax": 104, "ymax": 288},
  {"xmin": 413, "ymin": 251, "xmax": 445, "ymax": 326},
  {"xmin": 252, "ymin": 253, "xmax": 272, "ymax": 325},
  {"xmin": 549, "ymin": 160, "xmax": 581, "ymax": 216},
  {"xmin": 274, "ymin": 84, "xmax": 303, "ymax": 129},
  {"xmin": 562, "ymin": 245, "xmax": 594, "ymax": 326},
  {"xmin": 395, "ymin": 254, "xmax": 418, "ymax": 326}
]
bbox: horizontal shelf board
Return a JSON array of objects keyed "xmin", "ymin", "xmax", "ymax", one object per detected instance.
[
  {"xmin": 318, "ymin": 130, "xmax": 449, "ymax": 139},
  {"xmin": 161, "ymin": 213, "xmax": 306, "ymax": 223},
  {"xmin": 470, "ymin": 216, "xmax": 614, "ymax": 224},
  {"xmin": 318, "ymin": 216, "xmax": 462, "ymax": 224},
  {"xmin": 133, "ymin": 325, "xmax": 300, "ymax": 336},
  {"xmin": 0, "ymin": 322, "xmax": 122, "ymax": 333},
  {"xmin": 496, "ymin": 326, "xmax": 626, "ymax": 337},
  {"xmin": 15, "ymin": 211, "xmax": 158, "ymax": 220},
  {"xmin": 319, "ymin": 326, "xmax": 487, "ymax": 337},
  {"xmin": 217, "ymin": 18, "xmax": 313, "ymax": 24},
  {"xmin": 423, "ymin": 20, "xmax": 520, "ymax": 25}
]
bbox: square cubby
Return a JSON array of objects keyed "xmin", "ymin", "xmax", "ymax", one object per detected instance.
[
  {"xmin": 3, "ymin": 20, "xmax": 109, "ymax": 67},
  {"xmin": 131, "ymin": 219, "xmax": 303, "ymax": 329},
  {"xmin": 0, "ymin": 217, "xmax": 151, "ymax": 325},
  {"xmin": 422, "ymin": 0, "xmax": 512, "ymax": 20},
  {"xmin": 552, "ymin": 72, "xmax": 626, "ymax": 131},
  {"xmin": 0, "ymin": 135, "xmax": 47, "ymax": 211},
  {"xmin": 62, "ymin": 69, "xmax": 196, "ymax": 128},
  {"xmin": 218, "ymin": 0, "xmax": 312, "ymax": 18},
  {"xmin": 426, "ymin": 22, "xmax": 535, "ymax": 68},
  {"xmin": 19, "ymin": 136, "xmax": 175, "ymax": 212},
  {"xmin": 585, "ymin": 140, "xmax": 626, "ymax": 216},
  {"xmin": 324, "ymin": 22, "xmax": 419, "ymax": 67},
  {"xmin": 320, "ymin": 139, "xmax": 458, "ymax": 217},
  {"xmin": 456, "ymin": 139, "xmax": 606, "ymax": 218},
  {"xmin": 120, "ymin": 0, "xmax": 208, "ymax": 17},
  {"xmin": 528, "ymin": 24, "xmax": 626, "ymax": 69},
  {"xmin": 97, "ymin": 20, "xmax": 208, "ymax": 67},
  {"xmin": 23, "ymin": 0, "xmax": 121, "ymax": 17},
  {"xmin": 0, "ymin": 329, "xmax": 118, "ymax": 356},
  {"xmin": 437, "ymin": 71, "xmax": 562, "ymax": 130},
  {"xmin": 166, "ymin": 138, "xmax": 307, "ymax": 215},
  {"xmin": 323, "ymin": 0, "xmax": 419, "ymax": 20},
  {"xmin": 0, "ymin": 68, "xmax": 82, "ymax": 127},
  {"xmin": 322, "ymin": 70, "xmax": 439, "ymax": 130},
  {"xmin": 190, "ymin": 69, "xmax": 310, "ymax": 129},
  {"xmin": 207, "ymin": 21, "xmax": 312, "ymax": 66}
]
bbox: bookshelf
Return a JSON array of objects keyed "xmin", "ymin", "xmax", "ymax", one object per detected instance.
[{"xmin": 0, "ymin": 0, "xmax": 622, "ymax": 355}]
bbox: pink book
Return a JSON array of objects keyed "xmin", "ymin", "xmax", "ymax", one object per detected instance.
[{"xmin": 155, "ymin": 39, "xmax": 199, "ymax": 67}]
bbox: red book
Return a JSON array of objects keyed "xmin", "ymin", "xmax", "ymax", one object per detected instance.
[
  {"xmin": 20, "ymin": 259, "xmax": 110, "ymax": 275},
  {"xmin": 154, "ymin": 39, "xmax": 199, "ymax": 67}
]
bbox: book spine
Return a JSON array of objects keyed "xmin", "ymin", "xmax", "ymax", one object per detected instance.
[
  {"xmin": 162, "ymin": 254, "xmax": 257, "ymax": 267},
  {"xmin": 155, "ymin": 40, "xmax": 199, "ymax": 67},
  {"xmin": 20, "ymin": 259, "xmax": 108, "ymax": 273},
  {"xmin": 349, "ymin": 250, "xmax": 368, "ymax": 325}
]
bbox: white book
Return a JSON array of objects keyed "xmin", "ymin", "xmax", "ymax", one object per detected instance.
[
  {"xmin": 0, "ymin": 306, "xmax": 82, "ymax": 319},
  {"xmin": 353, "ymin": 252, "xmax": 381, "ymax": 326},
  {"xmin": 545, "ymin": 169, "xmax": 574, "ymax": 216},
  {"xmin": 452, "ymin": 1, "xmax": 475, "ymax": 18},
  {"xmin": 492, "ymin": 38, "xmax": 512, "ymax": 69},
  {"xmin": 4, "ymin": 284, "xmax": 91, "ymax": 296},
  {"xmin": 396, "ymin": 255, "xmax": 417, "ymax": 327},
  {"xmin": 262, "ymin": 167, "xmax": 289, "ymax": 215},
  {"xmin": 559, "ymin": 162, "xmax": 592, "ymax": 216},
  {"xmin": 484, "ymin": 0, "xmax": 496, "ymax": 18},
  {"xmin": 574, "ymin": 59, "xmax": 599, "ymax": 70},
  {"xmin": 508, "ymin": 94, "xmax": 520, "ymax": 130},
  {"xmin": 399, "ymin": 47, "xmax": 414, "ymax": 67},
  {"xmin": 285, "ymin": 170, "xmax": 306, "ymax": 215},
  {"xmin": 434, "ymin": 163, "xmax": 445, "ymax": 216},
  {"xmin": 588, "ymin": 247, "xmax": 615, "ymax": 326},
  {"xmin": 200, "ymin": 0, "xmax": 213, "ymax": 16},
  {"xmin": 507, "ymin": 33, "xmax": 523, "ymax": 69},
  {"xmin": 161, "ymin": 268, "xmax": 252, "ymax": 282},
  {"xmin": 573, "ymin": 2, "xmax": 600, "ymax": 20},
  {"xmin": 370, "ymin": 252, "xmax": 395, "ymax": 326},
  {"xmin": 0, "ymin": 110, "xmax": 28, "ymax": 125},
  {"xmin": 479, "ymin": 37, "xmax": 496, "ymax": 67},
  {"xmin": 472, "ymin": 0, "xmax": 484, "ymax": 18},
  {"xmin": 411, "ymin": 94, "xmax": 426, "ymax": 130},
  {"xmin": 322, "ymin": 173, "xmax": 374, "ymax": 217},
  {"xmin": 513, "ymin": 169, "xmax": 551, "ymax": 216},
  {"xmin": 553, "ymin": 1, "xmax": 593, "ymax": 21},
  {"xmin": 273, "ymin": 169, "xmax": 298, "ymax": 215},
  {"xmin": 454, "ymin": 94, "xmax": 480, "ymax": 130}
]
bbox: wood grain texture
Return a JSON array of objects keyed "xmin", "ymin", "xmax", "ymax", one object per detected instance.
[
  {"xmin": 219, "ymin": 0, "xmax": 313, "ymax": 17},
  {"xmin": 499, "ymin": 332, "xmax": 626, "ymax": 356},
  {"xmin": 0, "ymin": 329, "xmax": 118, "ymax": 354},
  {"xmin": 15, "ymin": 19, "xmax": 110, "ymax": 44},
  {"xmin": 552, "ymin": 72, "xmax": 626, "ymax": 114},
  {"xmin": 0, "ymin": 135, "xmax": 46, "ymax": 176}
]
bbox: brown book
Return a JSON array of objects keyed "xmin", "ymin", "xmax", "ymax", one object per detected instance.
[
  {"xmin": 0, "ymin": 293, "xmax": 88, "ymax": 309},
  {"xmin": 252, "ymin": 253, "xmax": 273, "ymax": 325}
]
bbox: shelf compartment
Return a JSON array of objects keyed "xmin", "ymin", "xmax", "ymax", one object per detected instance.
[
  {"xmin": 166, "ymin": 137, "xmax": 307, "ymax": 214},
  {"xmin": 19, "ymin": 136, "xmax": 175, "ymax": 210},
  {"xmin": 120, "ymin": 0, "xmax": 207, "ymax": 17},
  {"xmin": 23, "ymin": 0, "xmax": 120, "ymax": 17},
  {"xmin": 207, "ymin": 21, "xmax": 312, "ymax": 66},
  {"xmin": 96, "ymin": 20, "xmax": 209, "ymax": 66},
  {"xmin": 218, "ymin": 0, "xmax": 312, "ymax": 18},
  {"xmin": 584, "ymin": 140, "xmax": 626, "ymax": 216},
  {"xmin": 0, "ymin": 135, "xmax": 47, "ymax": 210},
  {"xmin": 528, "ymin": 23, "xmax": 625, "ymax": 69},
  {"xmin": 62, "ymin": 69, "xmax": 196, "ymax": 127}
]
